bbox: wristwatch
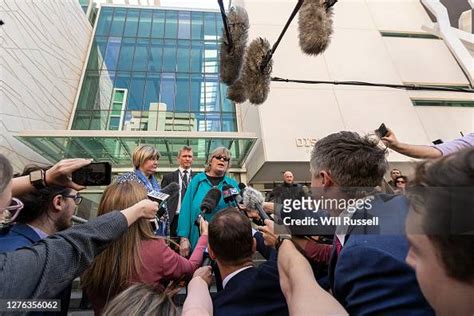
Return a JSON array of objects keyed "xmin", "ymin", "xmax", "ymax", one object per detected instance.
[
  {"xmin": 29, "ymin": 169, "xmax": 47, "ymax": 190},
  {"xmin": 275, "ymin": 234, "xmax": 292, "ymax": 251}
]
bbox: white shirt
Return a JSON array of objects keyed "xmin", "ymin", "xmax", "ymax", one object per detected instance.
[
  {"xmin": 222, "ymin": 266, "xmax": 254, "ymax": 289},
  {"xmin": 177, "ymin": 167, "xmax": 191, "ymax": 214},
  {"xmin": 335, "ymin": 209, "xmax": 354, "ymax": 247}
]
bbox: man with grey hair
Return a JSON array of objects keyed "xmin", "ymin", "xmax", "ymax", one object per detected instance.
[{"xmin": 263, "ymin": 132, "xmax": 434, "ymax": 315}]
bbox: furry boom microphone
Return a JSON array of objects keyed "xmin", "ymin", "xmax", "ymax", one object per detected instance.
[
  {"xmin": 299, "ymin": 0, "xmax": 336, "ymax": 56},
  {"xmin": 240, "ymin": 38, "xmax": 273, "ymax": 105},
  {"xmin": 227, "ymin": 78, "xmax": 248, "ymax": 103},
  {"xmin": 220, "ymin": 6, "xmax": 249, "ymax": 86}
]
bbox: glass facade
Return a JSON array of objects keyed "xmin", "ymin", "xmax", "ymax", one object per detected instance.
[{"xmin": 72, "ymin": 7, "xmax": 236, "ymax": 132}]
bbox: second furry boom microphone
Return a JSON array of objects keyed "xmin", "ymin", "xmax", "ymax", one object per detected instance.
[{"xmin": 299, "ymin": 0, "xmax": 337, "ymax": 55}]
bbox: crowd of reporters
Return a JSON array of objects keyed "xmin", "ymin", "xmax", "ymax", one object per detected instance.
[{"xmin": 0, "ymin": 128, "xmax": 472, "ymax": 315}]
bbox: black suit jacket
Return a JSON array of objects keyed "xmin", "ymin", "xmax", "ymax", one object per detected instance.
[
  {"xmin": 212, "ymin": 260, "xmax": 289, "ymax": 316},
  {"xmin": 161, "ymin": 169, "xmax": 195, "ymax": 223}
]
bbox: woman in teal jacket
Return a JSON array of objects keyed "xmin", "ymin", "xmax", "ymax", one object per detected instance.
[{"xmin": 177, "ymin": 147, "xmax": 239, "ymax": 255}]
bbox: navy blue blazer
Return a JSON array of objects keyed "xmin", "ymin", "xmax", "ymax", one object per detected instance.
[
  {"xmin": 0, "ymin": 223, "xmax": 41, "ymax": 253},
  {"xmin": 212, "ymin": 260, "xmax": 289, "ymax": 316},
  {"xmin": 329, "ymin": 194, "xmax": 434, "ymax": 315}
]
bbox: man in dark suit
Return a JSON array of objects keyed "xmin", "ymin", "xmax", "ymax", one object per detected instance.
[
  {"xmin": 267, "ymin": 170, "xmax": 306, "ymax": 204},
  {"xmin": 208, "ymin": 208, "xmax": 288, "ymax": 316},
  {"xmin": 310, "ymin": 132, "xmax": 433, "ymax": 315},
  {"xmin": 161, "ymin": 146, "xmax": 195, "ymax": 239}
]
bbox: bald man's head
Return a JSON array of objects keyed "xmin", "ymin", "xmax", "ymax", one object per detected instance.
[{"xmin": 283, "ymin": 171, "xmax": 294, "ymax": 184}]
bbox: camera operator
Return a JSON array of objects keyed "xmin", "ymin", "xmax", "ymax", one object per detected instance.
[{"xmin": 0, "ymin": 154, "xmax": 159, "ymax": 300}]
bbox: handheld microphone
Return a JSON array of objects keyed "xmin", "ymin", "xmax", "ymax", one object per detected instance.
[
  {"xmin": 220, "ymin": 6, "xmax": 249, "ymax": 85},
  {"xmin": 298, "ymin": 0, "xmax": 335, "ymax": 56},
  {"xmin": 241, "ymin": 37, "xmax": 272, "ymax": 105},
  {"xmin": 222, "ymin": 184, "xmax": 242, "ymax": 205},
  {"xmin": 147, "ymin": 182, "xmax": 179, "ymax": 205},
  {"xmin": 243, "ymin": 186, "xmax": 270, "ymax": 221},
  {"xmin": 238, "ymin": 183, "xmax": 246, "ymax": 197},
  {"xmin": 194, "ymin": 188, "xmax": 222, "ymax": 227}
]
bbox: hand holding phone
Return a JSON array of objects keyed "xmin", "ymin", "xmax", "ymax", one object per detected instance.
[
  {"xmin": 72, "ymin": 162, "xmax": 112, "ymax": 186},
  {"xmin": 375, "ymin": 123, "xmax": 389, "ymax": 138}
]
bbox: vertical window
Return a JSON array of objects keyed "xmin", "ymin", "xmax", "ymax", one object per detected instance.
[
  {"xmin": 109, "ymin": 9, "xmax": 126, "ymax": 37},
  {"xmin": 108, "ymin": 89, "xmax": 127, "ymax": 130},
  {"xmin": 178, "ymin": 11, "xmax": 191, "ymax": 39},
  {"xmin": 138, "ymin": 10, "xmax": 152, "ymax": 38}
]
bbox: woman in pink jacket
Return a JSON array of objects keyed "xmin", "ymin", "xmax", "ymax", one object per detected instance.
[{"xmin": 81, "ymin": 181, "xmax": 208, "ymax": 315}]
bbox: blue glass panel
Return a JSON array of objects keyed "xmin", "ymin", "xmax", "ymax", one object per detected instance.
[
  {"xmin": 128, "ymin": 73, "xmax": 146, "ymax": 110},
  {"xmin": 123, "ymin": 9, "xmax": 139, "ymax": 37},
  {"xmin": 222, "ymin": 113, "xmax": 236, "ymax": 131},
  {"xmin": 117, "ymin": 38, "xmax": 135, "ymax": 71},
  {"xmin": 191, "ymin": 12, "xmax": 203, "ymax": 40},
  {"xmin": 160, "ymin": 73, "xmax": 175, "ymax": 111},
  {"xmin": 203, "ymin": 13, "xmax": 217, "ymax": 41},
  {"xmin": 190, "ymin": 41, "xmax": 203, "ymax": 73},
  {"xmin": 96, "ymin": 7, "xmax": 113, "ymax": 36},
  {"xmin": 178, "ymin": 11, "xmax": 191, "ymax": 39},
  {"xmin": 133, "ymin": 38, "xmax": 149, "ymax": 71},
  {"xmin": 205, "ymin": 74, "xmax": 219, "ymax": 111},
  {"xmin": 138, "ymin": 10, "xmax": 152, "ymax": 37},
  {"xmin": 148, "ymin": 39, "xmax": 163, "ymax": 72},
  {"xmin": 114, "ymin": 72, "xmax": 131, "ymax": 91},
  {"xmin": 143, "ymin": 74, "xmax": 160, "ymax": 111},
  {"xmin": 165, "ymin": 11, "xmax": 177, "ymax": 38},
  {"xmin": 191, "ymin": 74, "xmax": 204, "ymax": 112},
  {"xmin": 221, "ymin": 84, "xmax": 235, "ymax": 112},
  {"xmin": 206, "ymin": 112, "xmax": 221, "ymax": 131},
  {"xmin": 162, "ymin": 39, "xmax": 177, "ymax": 72},
  {"xmin": 175, "ymin": 74, "xmax": 190, "ymax": 112},
  {"xmin": 110, "ymin": 8, "xmax": 126, "ymax": 37},
  {"xmin": 103, "ymin": 37, "xmax": 121, "ymax": 70},
  {"xmin": 151, "ymin": 11, "xmax": 165, "ymax": 38},
  {"xmin": 177, "ymin": 40, "xmax": 190, "ymax": 73},
  {"xmin": 203, "ymin": 41, "xmax": 219, "ymax": 74}
]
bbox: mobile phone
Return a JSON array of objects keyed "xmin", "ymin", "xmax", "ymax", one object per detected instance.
[
  {"xmin": 376, "ymin": 123, "xmax": 389, "ymax": 138},
  {"xmin": 432, "ymin": 139, "xmax": 443, "ymax": 145},
  {"xmin": 72, "ymin": 162, "xmax": 112, "ymax": 186}
]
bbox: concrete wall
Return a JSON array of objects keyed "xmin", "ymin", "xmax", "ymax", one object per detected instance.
[
  {"xmin": 0, "ymin": 0, "xmax": 92, "ymax": 172},
  {"xmin": 238, "ymin": 0, "xmax": 473, "ymax": 182}
]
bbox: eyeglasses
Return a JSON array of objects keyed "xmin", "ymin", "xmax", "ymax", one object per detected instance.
[
  {"xmin": 0, "ymin": 197, "xmax": 24, "ymax": 223},
  {"xmin": 213, "ymin": 155, "xmax": 230, "ymax": 162},
  {"xmin": 396, "ymin": 180, "xmax": 406, "ymax": 184},
  {"xmin": 62, "ymin": 194, "xmax": 83, "ymax": 205}
]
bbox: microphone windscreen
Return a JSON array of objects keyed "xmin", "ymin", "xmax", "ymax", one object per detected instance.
[
  {"xmin": 220, "ymin": 6, "xmax": 249, "ymax": 85},
  {"xmin": 241, "ymin": 37, "xmax": 272, "ymax": 105},
  {"xmin": 160, "ymin": 182, "xmax": 180, "ymax": 196},
  {"xmin": 238, "ymin": 183, "xmax": 247, "ymax": 191},
  {"xmin": 298, "ymin": 0, "xmax": 334, "ymax": 55},
  {"xmin": 201, "ymin": 187, "xmax": 222, "ymax": 214},
  {"xmin": 227, "ymin": 78, "xmax": 247, "ymax": 103},
  {"xmin": 242, "ymin": 186, "xmax": 265, "ymax": 210}
]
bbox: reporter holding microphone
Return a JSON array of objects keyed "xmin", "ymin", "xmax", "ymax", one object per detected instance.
[{"xmin": 177, "ymin": 147, "xmax": 239, "ymax": 257}]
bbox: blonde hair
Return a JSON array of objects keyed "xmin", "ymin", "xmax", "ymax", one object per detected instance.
[
  {"xmin": 81, "ymin": 181, "xmax": 156, "ymax": 302},
  {"xmin": 205, "ymin": 147, "xmax": 232, "ymax": 172},
  {"xmin": 132, "ymin": 145, "xmax": 160, "ymax": 169},
  {"xmin": 103, "ymin": 283, "xmax": 178, "ymax": 316}
]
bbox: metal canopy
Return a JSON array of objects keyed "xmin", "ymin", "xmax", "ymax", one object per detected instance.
[{"xmin": 16, "ymin": 130, "xmax": 257, "ymax": 169}]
